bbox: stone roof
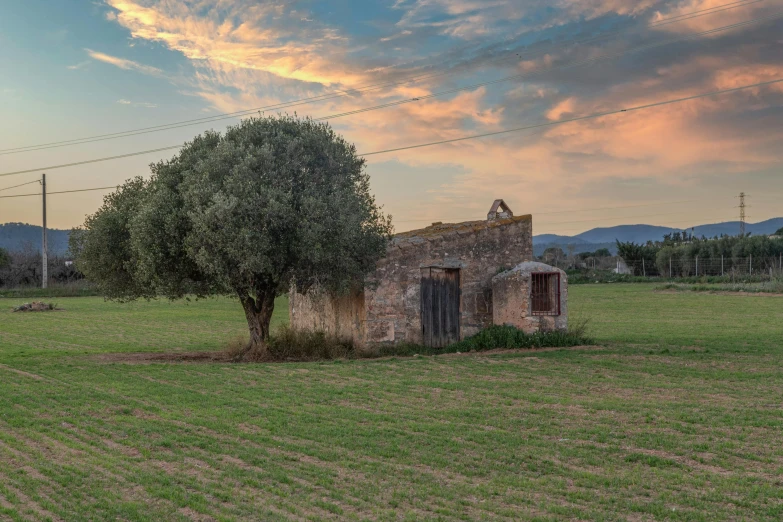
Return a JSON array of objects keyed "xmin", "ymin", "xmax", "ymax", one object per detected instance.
[
  {"xmin": 392, "ymin": 214, "xmax": 532, "ymax": 247},
  {"xmin": 493, "ymin": 261, "xmax": 565, "ymax": 281},
  {"xmin": 487, "ymin": 199, "xmax": 513, "ymax": 219}
]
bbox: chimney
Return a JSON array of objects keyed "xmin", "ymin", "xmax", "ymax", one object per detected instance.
[{"xmin": 487, "ymin": 199, "xmax": 513, "ymax": 221}]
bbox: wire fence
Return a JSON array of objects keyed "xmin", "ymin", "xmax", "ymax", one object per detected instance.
[
  {"xmin": 543, "ymin": 255, "xmax": 783, "ymax": 278},
  {"xmin": 625, "ymin": 256, "xmax": 783, "ymax": 278}
]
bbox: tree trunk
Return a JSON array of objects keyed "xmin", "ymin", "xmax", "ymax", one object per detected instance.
[{"xmin": 238, "ymin": 291, "xmax": 276, "ymax": 358}]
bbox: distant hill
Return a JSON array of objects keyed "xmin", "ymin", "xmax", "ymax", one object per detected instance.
[
  {"xmin": 3, "ymin": 218, "xmax": 783, "ymax": 259},
  {"xmin": 533, "ymin": 234, "xmax": 590, "ymax": 246},
  {"xmin": 690, "ymin": 218, "xmax": 783, "ymax": 238},
  {"xmin": 573, "ymin": 225, "xmax": 679, "ymax": 244},
  {"xmin": 0, "ymin": 223, "xmax": 71, "ymax": 255},
  {"xmin": 533, "ymin": 218, "xmax": 783, "ymax": 256}
]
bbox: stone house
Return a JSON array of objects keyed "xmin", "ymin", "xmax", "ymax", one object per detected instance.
[
  {"xmin": 290, "ymin": 200, "xmax": 567, "ymax": 347},
  {"xmin": 492, "ymin": 261, "xmax": 568, "ymax": 333}
]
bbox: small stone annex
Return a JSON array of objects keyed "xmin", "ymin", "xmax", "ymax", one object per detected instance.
[{"xmin": 289, "ymin": 200, "xmax": 567, "ymax": 347}]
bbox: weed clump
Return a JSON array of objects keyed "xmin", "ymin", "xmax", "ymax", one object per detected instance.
[
  {"xmin": 655, "ymin": 278, "xmax": 783, "ymax": 294},
  {"xmin": 227, "ymin": 322, "xmax": 592, "ymax": 362},
  {"xmin": 226, "ymin": 327, "xmax": 356, "ymax": 362},
  {"xmin": 11, "ymin": 301, "xmax": 60, "ymax": 312},
  {"xmin": 268, "ymin": 326, "xmax": 356, "ymax": 361}
]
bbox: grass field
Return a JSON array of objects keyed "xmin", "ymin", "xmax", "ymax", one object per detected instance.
[{"xmin": 1, "ymin": 286, "xmax": 783, "ymax": 520}]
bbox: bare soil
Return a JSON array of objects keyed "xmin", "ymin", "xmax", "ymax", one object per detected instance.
[
  {"xmin": 94, "ymin": 345, "xmax": 602, "ymax": 364},
  {"xmin": 95, "ymin": 351, "xmax": 232, "ymax": 364}
]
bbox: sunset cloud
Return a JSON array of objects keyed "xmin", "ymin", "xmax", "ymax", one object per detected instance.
[
  {"xmin": 116, "ymin": 99, "xmax": 158, "ymax": 108},
  {"xmin": 97, "ymin": 0, "xmax": 783, "ymax": 232},
  {"xmin": 85, "ymin": 48, "xmax": 163, "ymax": 76}
]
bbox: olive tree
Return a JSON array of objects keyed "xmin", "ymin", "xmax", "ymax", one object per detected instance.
[
  {"xmin": 0, "ymin": 247, "xmax": 10, "ymax": 270},
  {"xmin": 73, "ymin": 116, "xmax": 393, "ymax": 351}
]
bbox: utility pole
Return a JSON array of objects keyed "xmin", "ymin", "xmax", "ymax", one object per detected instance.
[
  {"xmin": 738, "ymin": 192, "xmax": 746, "ymax": 237},
  {"xmin": 41, "ymin": 174, "xmax": 47, "ymax": 290}
]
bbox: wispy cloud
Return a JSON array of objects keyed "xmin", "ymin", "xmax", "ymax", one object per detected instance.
[
  {"xmin": 67, "ymin": 61, "xmax": 91, "ymax": 71},
  {"xmin": 116, "ymin": 99, "xmax": 158, "ymax": 108},
  {"xmin": 85, "ymin": 48, "xmax": 163, "ymax": 76},
  {"xmin": 97, "ymin": 0, "xmax": 783, "ymax": 231}
]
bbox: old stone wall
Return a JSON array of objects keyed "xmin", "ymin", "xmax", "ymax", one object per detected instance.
[
  {"xmin": 364, "ymin": 216, "xmax": 533, "ymax": 344},
  {"xmin": 492, "ymin": 261, "xmax": 568, "ymax": 333},
  {"xmin": 288, "ymin": 289, "xmax": 366, "ymax": 343}
]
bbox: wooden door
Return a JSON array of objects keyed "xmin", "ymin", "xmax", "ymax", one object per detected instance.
[{"xmin": 421, "ymin": 267, "xmax": 460, "ymax": 348}]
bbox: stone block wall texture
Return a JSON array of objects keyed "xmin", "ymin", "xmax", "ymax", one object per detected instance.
[
  {"xmin": 288, "ymin": 289, "xmax": 366, "ymax": 343},
  {"xmin": 492, "ymin": 261, "xmax": 568, "ymax": 333},
  {"xmin": 290, "ymin": 215, "xmax": 534, "ymax": 346}
]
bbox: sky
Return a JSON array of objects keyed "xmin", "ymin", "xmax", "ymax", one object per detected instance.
[{"xmin": 0, "ymin": 0, "xmax": 781, "ymax": 235}]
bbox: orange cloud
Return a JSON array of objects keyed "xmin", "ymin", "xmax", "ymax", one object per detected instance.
[
  {"xmin": 95, "ymin": 0, "xmax": 783, "ymax": 234},
  {"xmin": 85, "ymin": 48, "xmax": 163, "ymax": 76}
]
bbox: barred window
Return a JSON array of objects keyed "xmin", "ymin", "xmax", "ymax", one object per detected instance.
[{"xmin": 531, "ymin": 272, "xmax": 561, "ymax": 316}]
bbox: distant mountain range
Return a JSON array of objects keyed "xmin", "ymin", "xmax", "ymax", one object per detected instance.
[
  {"xmin": 0, "ymin": 223, "xmax": 71, "ymax": 256},
  {"xmin": 532, "ymin": 218, "xmax": 783, "ymax": 256},
  {"xmin": 2, "ymin": 218, "xmax": 782, "ymax": 257}
]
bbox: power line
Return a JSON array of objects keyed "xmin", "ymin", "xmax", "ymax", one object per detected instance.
[
  {"xmin": 1, "ymin": 76, "xmax": 780, "ymax": 179},
  {"xmin": 399, "ymin": 204, "xmax": 740, "ymax": 228},
  {"xmin": 360, "ymin": 78, "xmax": 783, "ymax": 156},
  {"xmin": 0, "ymin": 187, "xmax": 745, "ymax": 239},
  {"xmin": 310, "ymin": 13, "xmax": 783, "ymax": 123},
  {"xmin": 540, "ymin": 215, "xmax": 739, "ymax": 233},
  {"xmin": 0, "ymin": 146, "xmax": 181, "ymax": 178},
  {"xmin": 539, "ymin": 210, "xmax": 730, "ymax": 227},
  {"xmin": 0, "ymin": 1, "xmax": 770, "ymax": 157},
  {"xmin": 0, "ymin": 186, "xmax": 117, "ymax": 199},
  {"xmin": 394, "ymin": 198, "xmax": 705, "ymax": 223},
  {"xmin": 0, "ymin": 179, "xmax": 40, "ymax": 193}
]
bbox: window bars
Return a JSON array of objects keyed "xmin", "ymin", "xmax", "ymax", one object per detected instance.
[{"xmin": 531, "ymin": 272, "xmax": 561, "ymax": 316}]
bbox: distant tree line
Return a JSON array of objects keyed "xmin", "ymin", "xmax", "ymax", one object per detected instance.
[
  {"xmin": 578, "ymin": 248, "xmax": 612, "ymax": 260},
  {"xmin": 0, "ymin": 243, "xmax": 83, "ymax": 288},
  {"xmin": 540, "ymin": 246, "xmax": 612, "ymax": 265},
  {"xmin": 616, "ymin": 233, "xmax": 783, "ymax": 276}
]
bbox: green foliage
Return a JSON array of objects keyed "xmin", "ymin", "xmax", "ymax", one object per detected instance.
[
  {"xmin": 0, "ymin": 247, "xmax": 9, "ymax": 270},
  {"xmin": 69, "ymin": 177, "xmax": 151, "ymax": 300},
  {"xmin": 542, "ymin": 246, "xmax": 565, "ymax": 262},
  {"xmin": 612, "ymin": 235, "xmax": 783, "ymax": 277},
  {"xmin": 73, "ymin": 116, "xmax": 393, "ymax": 346},
  {"xmin": 615, "ymin": 240, "xmax": 659, "ymax": 275},
  {"xmin": 376, "ymin": 324, "xmax": 591, "ymax": 358},
  {"xmin": 235, "ymin": 323, "xmax": 592, "ymax": 362},
  {"xmin": 776, "ymin": 227, "xmax": 783, "ymax": 236},
  {"xmin": 577, "ymin": 248, "xmax": 612, "ymax": 260},
  {"xmin": 449, "ymin": 324, "xmax": 590, "ymax": 352}
]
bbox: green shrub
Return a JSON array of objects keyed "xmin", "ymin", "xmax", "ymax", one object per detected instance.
[
  {"xmin": 229, "ymin": 322, "xmax": 592, "ymax": 362},
  {"xmin": 376, "ymin": 322, "xmax": 591, "ymax": 358}
]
